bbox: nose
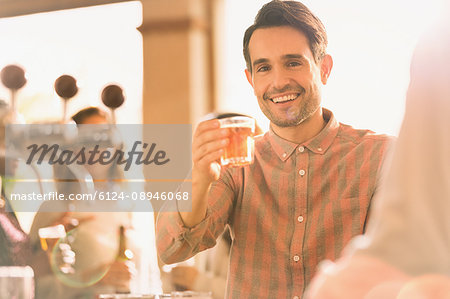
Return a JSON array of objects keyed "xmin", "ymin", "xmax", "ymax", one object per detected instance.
[{"xmin": 271, "ymin": 66, "xmax": 290, "ymax": 90}]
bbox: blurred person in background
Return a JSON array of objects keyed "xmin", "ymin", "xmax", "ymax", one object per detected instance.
[
  {"xmin": 305, "ymin": 12, "xmax": 450, "ymax": 299},
  {"xmin": 0, "ymin": 99, "xmax": 32, "ymax": 266},
  {"xmin": 30, "ymin": 106, "xmax": 162, "ymax": 298},
  {"xmin": 1, "ymin": 99, "xmax": 59, "ymax": 294}
]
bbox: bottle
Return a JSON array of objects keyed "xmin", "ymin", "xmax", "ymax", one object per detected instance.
[
  {"xmin": 116, "ymin": 225, "xmax": 134, "ymax": 293},
  {"xmin": 117, "ymin": 225, "xmax": 133, "ymax": 261}
]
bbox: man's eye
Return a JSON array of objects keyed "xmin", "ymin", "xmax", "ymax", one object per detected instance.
[
  {"xmin": 256, "ymin": 66, "xmax": 270, "ymax": 72},
  {"xmin": 287, "ymin": 61, "xmax": 301, "ymax": 67}
]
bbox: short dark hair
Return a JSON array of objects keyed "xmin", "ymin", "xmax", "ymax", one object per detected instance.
[
  {"xmin": 243, "ymin": 0, "xmax": 328, "ymax": 73},
  {"xmin": 71, "ymin": 107, "xmax": 107, "ymax": 125}
]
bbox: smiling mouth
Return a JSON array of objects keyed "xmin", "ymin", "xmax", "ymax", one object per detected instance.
[{"xmin": 270, "ymin": 93, "xmax": 300, "ymax": 103}]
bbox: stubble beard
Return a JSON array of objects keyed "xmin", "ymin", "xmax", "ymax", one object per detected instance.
[{"xmin": 259, "ymin": 85, "xmax": 321, "ymax": 128}]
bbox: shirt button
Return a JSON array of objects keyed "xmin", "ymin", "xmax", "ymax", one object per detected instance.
[
  {"xmin": 293, "ymin": 296, "xmax": 299, "ymax": 299},
  {"xmin": 299, "ymin": 169, "xmax": 306, "ymax": 176},
  {"xmin": 297, "ymin": 216, "xmax": 304, "ymax": 223},
  {"xmin": 282, "ymin": 153, "xmax": 287, "ymax": 158},
  {"xmin": 317, "ymin": 147, "xmax": 323, "ymax": 152},
  {"xmin": 298, "ymin": 146, "xmax": 305, "ymax": 152},
  {"xmin": 293, "ymin": 255, "xmax": 300, "ymax": 262}
]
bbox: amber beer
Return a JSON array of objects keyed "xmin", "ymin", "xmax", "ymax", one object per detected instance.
[
  {"xmin": 219, "ymin": 116, "xmax": 255, "ymax": 167},
  {"xmin": 38, "ymin": 224, "xmax": 66, "ymax": 251}
]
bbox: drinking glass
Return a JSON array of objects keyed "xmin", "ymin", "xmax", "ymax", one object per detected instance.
[
  {"xmin": 39, "ymin": 224, "xmax": 76, "ymax": 274},
  {"xmin": 219, "ymin": 116, "xmax": 255, "ymax": 167}
]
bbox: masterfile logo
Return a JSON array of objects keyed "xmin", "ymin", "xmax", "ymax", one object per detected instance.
[{"xmin": 4, "ymin": 124, "xmax": 192, "ymax": 213}]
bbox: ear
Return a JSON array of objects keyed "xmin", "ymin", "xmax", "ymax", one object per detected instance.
[
  {"xmin": 245, "ymin": 69, "xmax": 254, "ymax": 88},
  {"xmin": 320, "ymin": 54, "xmax": 333, "ymax": 84}
]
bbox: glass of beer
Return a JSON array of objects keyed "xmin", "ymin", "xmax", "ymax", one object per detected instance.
[
  {"xmin": 219, "ymin": 116, "xmax": 255, "ymax": 167},
  {"xmin": 38, "ymin": 224, "xmax": 66, "ymax": 252},
  {"xmin": 39, "ymin": 224, "xmax": 76, "ymax": 274}
]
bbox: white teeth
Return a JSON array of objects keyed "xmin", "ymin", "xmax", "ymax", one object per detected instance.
[{"xmin": 272, "ymin": 94, "xmax": 298, "ymax": 103}]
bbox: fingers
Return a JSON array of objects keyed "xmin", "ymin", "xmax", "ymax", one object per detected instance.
[
  {"xmin": 125, "ymin": 260, "xmax": 137, "ymax": 277},
  {"xmin": 193, "ymin": 119, "xmax": 221, "ymax": 138},
  {"xmin": 192, "ymin": 119, "xmax": 229, "ymax": 168},
  {"xmin": 193, "ymin": 138, "xmax": 228, "ymax": 167}
]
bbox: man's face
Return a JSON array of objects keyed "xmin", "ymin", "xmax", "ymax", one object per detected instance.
[{"xmin": 245, "ymin": 26, "xmax": 331, "ymax": 128}]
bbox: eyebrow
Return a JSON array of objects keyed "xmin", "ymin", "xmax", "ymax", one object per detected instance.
[
  {"xmin": 252, "ymin": 58, "xmax": 269, "ymax": 69},
  {"xmin": 283, "ymin": 54, "xmax": 306, "ymax": 60},
  {"xmin": 252, "ymin": 54, "xmax": 307, "ymax": 68}
]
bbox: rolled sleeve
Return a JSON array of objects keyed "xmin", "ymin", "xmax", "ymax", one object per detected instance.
[{"xmin": 156, "ymin": 169, "xmax": 238, "ymax": 264}]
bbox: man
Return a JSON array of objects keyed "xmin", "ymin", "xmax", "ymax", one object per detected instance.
[{"xmin": 157, "ymin": 1, "xmax": 391, "ymax": 298}]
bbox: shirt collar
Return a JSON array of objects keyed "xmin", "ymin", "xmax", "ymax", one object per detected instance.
[{"xmin": 268, "ymin": 108, "xmax": 339, "ymax": 161}]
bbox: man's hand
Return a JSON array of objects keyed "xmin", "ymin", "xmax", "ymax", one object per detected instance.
[
  {"xmin": 192, "ymin": 119, "xmax": 229, "ymax": 184},
  {"xmin": 180, "ymin": 119, "xmax": 229, "ymax": 227}
]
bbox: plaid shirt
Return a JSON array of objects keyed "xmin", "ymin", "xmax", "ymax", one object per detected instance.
[{"xmin": 157, "ymin": 109, "xmax": 392, "ymax": 298}]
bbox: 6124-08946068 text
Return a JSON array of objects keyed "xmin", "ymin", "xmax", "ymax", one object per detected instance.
[{"xmin": 9, "ymin": 191, "xmax": 190, "ymax": 202}]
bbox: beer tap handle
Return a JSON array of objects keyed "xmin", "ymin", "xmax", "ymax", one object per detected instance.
[
  {"xmin": 54, "ymin": 75, "xmax": 78, "ymax": 124},
  {"xmin": 0, "ymin": 64, "xmax": 27, "ymax": 123},
  {"xmin": 101, "ymin": 84, "xmax": 125, "ymax": 125}
]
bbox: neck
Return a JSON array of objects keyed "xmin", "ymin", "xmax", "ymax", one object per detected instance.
[{"xmin": 271, "ymin": 107, "xmax": 326, "ymax": 144}]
